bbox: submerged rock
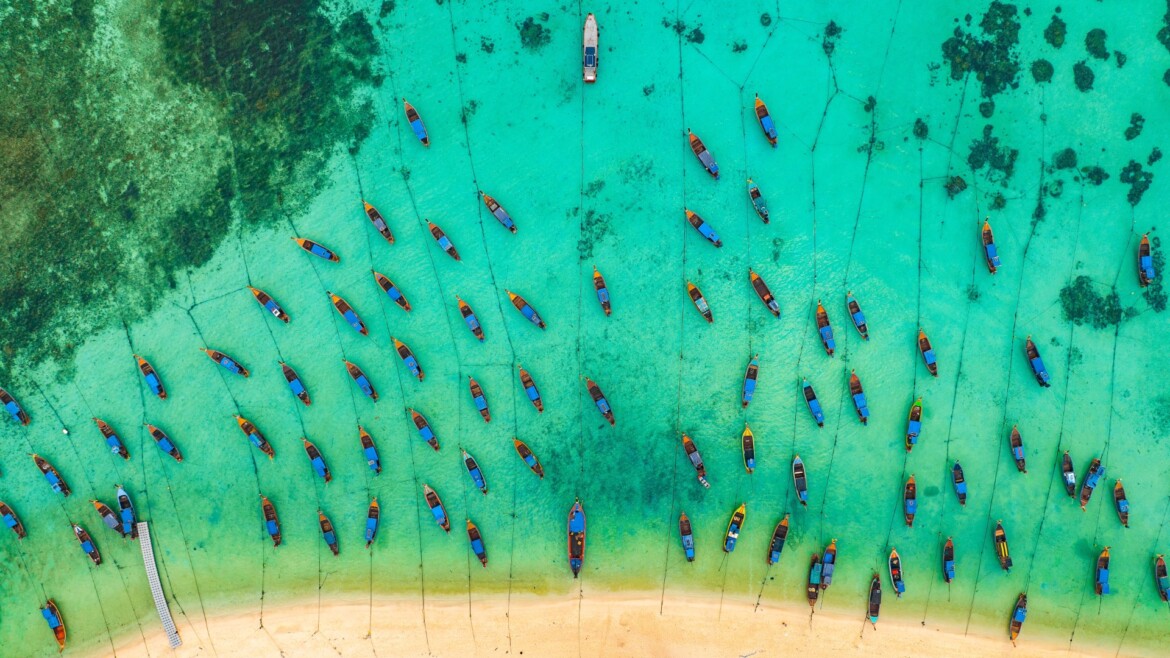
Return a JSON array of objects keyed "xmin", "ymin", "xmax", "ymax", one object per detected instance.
[{"xmin": 1060, "ymin": 276, "xmax": 1122, "ymax": 328}]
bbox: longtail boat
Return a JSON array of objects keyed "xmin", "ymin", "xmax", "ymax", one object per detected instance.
[
  {"xmin": 1138, "ymin": 233, "xmax": 1155, "ymax": 287},
  {"xmin": 903, "ymin": 475, "xmax": 917, "ymax": 527},
  {"xmin": 942, "ymin": 537, "xmax": 956, "ymax": 583},
  {"xmin": 72, "ymin": 524, "xmax": 101, "ymax": 566},
  {"xmin": 1009, "ymin": 593, "xmax": 1027, "ymax": 645},
  {"xmin": 236, "ymin": 415, "xmax": 274, "ymax": 458},
  {"xmin": 742, "ymin": 354, "xmax": 760, "ymax": 408},
  {"xmin": 723, "ymin": 503, "xmax": 746, "ymax": 553},
  {"xmin": 1113, "ymin": 480, "xmax": 1129, "ymax": 528},
  {"xmin": 749, "ymin": 269, "xmax": 781, "ymax": 318},
  {"xmin": 584, "ymin": 376, "xmax": 615, "ymax": 425},
  {"xmin": 424, "ymin": 484, "xmax": 450, "ymax": 532},
  {"xmin": 201, "ymin": 348, "xmax": 249, "ymax": 377},
  {"xmin": 1061, "ymin": 451, "xmax": 1076, "ymax": 498},
  {"xmin": 319, "ymin": 510, "xmax": 339, "ymax": 556},
  {"xmin": 952, "ymin": 461, "xmax": 967, "ymax": 506},
  {"xmin": 327, "ymin": 291, "xmax": 368, "ymax": 336},
  {"xmin": 807, "ymin": 554, "xmax": 822, "ymax": 606},
  {"xmin": 822, "ymin": 539, "xmax": 837, "ymax": 589},
  {"xmin": 801, "ymin": 378, "xmax": 824, "ymax": 427},
  {"xmin": 889, "ymin": 549, "xmax": 905, "ymax": 597},
  {"xmin": 1155, "ymin": 555, "xmax": 1169, "ymax": 602},
  {"xmin": 767, "ymin": 514, "xmax": 790, "ymax": 565},
  {"xmin": 373, "ymin": 271, "xmax": 411, "ymax": 312},
  {"xmin": 409, "ymin": 409, "xmax": 440, "ymax": 451},
  {"xmin": 1024, "ymin": 336, "xmax": 1051, "ymax": 387},
  {"xmin": 93, "ymin": 418, "xmax": 129, "ymax": 459},
  {"xmin": 846, "ymin": 291, "xmax": 869, "ymax": 340},
  {"xmin": 344, "ymin": 359, "xmax": 378, "ymax": 401},
  {"xmin": 753, "ymin": 95, "xmax": 778, "ymax": 147},
  {"xmin": 302, "ymin": 438, "xmax": 331, "ymax": 483},
  {"xmin": 0, "ymin": 501, "xmax": 26, "ymax": 538},
  {"xmin": 291, "ymin": 237, "xmax": 339, "ymax": 262},
  {"xmin": 145, "ymin": 424, "xmax": 182, "ymax": 462},
  {"xmin": 679, "ymin": 512, "xmax": 695, "ymax": 562},
  {"xmin": 518, "ymin": 365, "xmax": 543, "ymax": 412},
  {"xmin": 684, "ymin": 209, "xmax": 723, "ymax": 247},
  {"xmin": 134, "ymin": 355, "xmax": 166, "ymax": 399},
  {"xmin": 90, "ymin": 500, "xmax": 120, "ymax": 536},
  {"xmin": 116, "ymin": 485, "xmax": 137, "ymax": 538},
  {"xmin": 462, "ymin": 449, "xmax": 489, "ymax": 495},
  {"xmin": 365, "ymin": 499, "xmax": 380, "ymax": 548},
  {"xmin": 1009, "ymin": 426, "xmax": 1026, "ymax": 473},
  {"xmin": 513, "ymin": 438, "xmax": 544, "ymax": 478},
  {"xmin": 392, "ymin": 337, "xmax": 424, "ymax": 380},
  {"xmin": 403, "ymin": 99, "xmax": 429, "ymax": 146},
  {"xmin": 849, "ymin": 370, "xmax": 869, "ymax": 424},
  {"xmin": 981, "ymin": 219, "xmax": 1001, "ymax": 273},
  {"xmin": 32, "ymin": 454, "xmax": 70, "ymax": 496},
  {"xmin": 592, "ymin": 266, "xmax": 611, "ymax": 316},
  {"xmin": 994, "ymin": 521, "xmax": 1013, "ymax": 571},
  {"xmin": 582, "ymin": 14, "xmax": 599, "ymax": 82},
  {"xmin": 480, "ymin": 192, "xmax": 517, "ymax": 233},
  {"xmin": 568, "ymin": 499, "xmax": 586, "ymax": 576},
  {"xmin": 506, "ymin": 290, "xmax": 546, "ymax": 329},
  {"xmin": 686, "ymin": 281, "xmax": 713, "ymax": 323},
  {"xmin": 468, "ymin": 376, "xmax": 491, "ymax": 422},
  {"xmin": 456, "ymin": 296, "xmax": 485, "ymax": 341},
  {"xmin": 280, "ymin": 362, "xmax": 311, "ymax": 406},
  {"xmin": 741, "ymin": 424, "xmax": 756, "ymax": 474},
  {"xmin": 918, "ymin": 329, "xmax": 938, "ymax": 377},
  {"xmin": 792, "ymin": 455, "xmax": 809, "ymax": 506},
  {"xmin": 427, "ymin": 220, "xmax": 460, "ymax": 260},
  {"xmin": 1095, "ymin": 547, "xmax": 1111, "ymax": 595},
  {"xmin": 815, "ymin": 300, "xmax": 835, "ymax": 355},
  {"xmin": 868, "ymin": 574, "xmax": 882, "ymax": 628},
  {"xmin": 681, "ymin": 434, "xmax": 709, "ymax": 488},
  {"xmin": 260, "ymin": 495, "xmax": 281, "ymax": 547},
  {"xmin": 41, "ymin": 599, "xmax": 66, "ymax": 651},
  {"xmin": 747, "ymin": 179, "xmax": 770, "ymax": 222},
  {"xmin": 467, "ymin": 518, "xmax": 488, "ymax": 566},
  {"xmin": 1081, "ymin": 459, "xmax": 1105, "ymax": 509},
  {"xmin": 687, "ymin": 130, "xmax": 719, "ymax": 179},
  {"xmin": 247, "ymin": 286, "xmax": 289, "ymax": 323},
  {"xmin": 905, "ymin": 397, "xmax": 922, "ymax": 451},
  {"xmin": 359, "ymin": 426, "xmax": 381, "ymax": 474},
  {"xmin": 362, "ymin": 200, "xmax": 394, "ymax": 243}
]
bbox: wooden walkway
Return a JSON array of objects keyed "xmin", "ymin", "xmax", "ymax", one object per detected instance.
[{"xmin": 137, "ymin": 521, "xmax": 183, "ymax": 648}]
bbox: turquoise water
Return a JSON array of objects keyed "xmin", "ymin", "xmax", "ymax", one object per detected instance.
[{"xmin": 1, "ymin": 0, "xmax": 1169, "ymax": 655}]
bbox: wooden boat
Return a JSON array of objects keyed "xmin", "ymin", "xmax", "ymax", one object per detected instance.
[
  {"xmin": 365, "ymin": 498, "xmax": 380, "ymax": 548},
  {"xmin": 1061, "ymin": 451, "xmax": 1076, "ymax": 498},
  {"xmin": 981, "ymin": 219, "xmax": 1001, "ymax": 273},
  {"xmin": 0, "ymin": 501, "xmax": 26, "ymax": 538},
  {"xmin": 942, "ymin": 537, "xmax": 955, "ymax": 583},
  {"xmin": 723, "ymin": 503, "xmax": 746, "ymax": 553},
  {"xmin": 687, "ymin": 130, "xmax": 719, "ymax": 179},
  {"xmin": 468, "ymin": 376, "xmax": 491, "ymax": 422},
  {"xmin": 1095, "ymin": 547, "xmax": 1111, "ymax": 595},
  {"xmin": 32, "ymin": 454, "xmax": 70, "ymax": 496},
  {"xmin": 815, "ymin": 300, "xmax": 835, "ymax": 355},
  {"xmin": 1009, "ymin": 425, "xmax": 1026, "ymax": 473},
  {"xmin": 359, "ymin": 426, "xmax": 381, "ymax": 474},
  {"xmin": 767, "ymin": 514, "xmax": 790, "ymax": 565},
  {"xmin": 807, "ymin": 553, "xmax": 822, "ymax": 606},
  {"xmin": 792, "ymin": 455, "xmax": 809, "ymax": 506},
  {"xmin": 918, "ymin": 329, "xmax": 938, "ymax": 377},
  {"xmin": 116, "ymin": 485, "xmax": 138, "ymax": 538},
  {"xmin": 747, "ymin": 179, "xmax": 770, "ymax": 222},
  {"xmin": 518, "ymin": 365, "xmax": 543, "ymax": 412},
  {"xmin": 467, "ymin": 518, "xmax": 488, "ymax": 567},
  {"xmin": 952, "ymin": 461, "xmax": 967, "ymax": 506},
  {"xmin": 73, "ymin": 523, "xmax": 101, "ymax": 566},
  {"xmin": 506, "ymin": 290, "xmax": 546, "ymax": 329},
  {"xmin": 513, "ymin": 438, "xmax": 544, "ymax": 478},
  {"xmin": 373, "ymin": 271, "xmax": 411, "ymax": 312},
  {"xmin": 742, "ymin": 354, "xmax": 759, "ymax": 408},
  {"xmin": 1024, "ymin": 336, "xmax": 1051, "ymax": 387},
  {"xmin": 903, "ymin": 475, "xmax": 917, "ymax": 527},
  {"xmin": 302, "ymin": 438, "xmax": 331, "ymax": 482},
  {"xmin": 1080, "ymin": 459, "xmax": 1105, "ymax": 509},
  {"xmin": 201, "ymin": 348, "xmax": 249, "ymax": 377},
  {"xmin": 481, "ymin": 192, "xmax": 517, "ymax": 233},
  {"xmin": 90, "ymin": 500, "xmax": 120, "ymax": 537},
  {"xmin": 1009, "ymin": 593, "xmax": 1027, "ymax": 645},
  {"xmin": 248, "ymin": 286, "xmax": 289, "ymax": 323},
  {"xmin": 679, "ymin": 512, "xmax": 695, "ymax": 562},
  {"xmin": 409, "ymin": 409, "xmax": 440, "ymax": 451},
  {"xmin": 753, "ymin": 95, "xmax": 779, "ymax": 147},
  {"xmin": 849, "ymin": 370, "xmax": 869, "ymax": 424},
  {"xmin": 291, "ymin": 237, "xmax": 339, "ymax": 262},
  {"xmin": 93, "ymin": 418, "xmax": 129, "ymax": 460},
  {"xmin": 344, "ymin": 359, "xmax": 378, "ymax": 401},
  {"xmin": 592, "ymin": 266, "xmax": 611, "ymax": 316},
  {"xmin": 327, "ymin": 291, "xmax": 368, "ymax": 336},
  {"xmin": 236, "ymin": 415, "xmax": 275, "ymax": 459},
  {"xmin": 845, "ymin": 291, "xmax": 869, "ymax": 340},
  {"xmin": 134, "ymin": 354, "xmax": 167, "ymax": 399},
  {"xmin": 905, "ymin": 397, "xmax": 922, "ymax": 451},
  {"xmin": 1113, "ymin": 480, "xmax": 1129, "ymax": 528},
  {"xmin": 994, "ymin": 521, "xmax": 1013, "ymax": 571},
  {"xmin": 582, "ymin": 14, "xmax": 599, "ymax": 82},
  {"xmin": 403, "ymin": 99, "xmax": 429, "ymax": 146},
  {"xmin": 681, "ymin": 433, "xmax": 710, "ymax": 488},
  {"xmin": 888, "ymin": 549, "xmax": 905, "ymax": 597},
  {"xmin": 686, "ymin": 281, "xmax": 713, "ymax": 323},
  {"xmin": 280, "ymin": 361, "xmax": 311, "ymax": 406},
  {"xmin": 41, "ymin": 599, "xmax": 66, "ymax": 651},
  {"xmin": 145, "ymin": 424, "xmax": 182, "ymax": 462},
  {"xmin": 319, "ymin": 510, "xmax": 339, "ymax": 556},
  {"xmin": 260, "ymin": 494, "xmax": 281, "ymax": 547},
  {"xmin": 801, "ymin": 378, "xmax": 825, "ymax": 427},
  {"xmin": 1155, "ymin": 555, "xmax": 1169, "ymax": 602},
  {"xmin": 867, "ymin": 573, "xmax": 882, "ymax": 628},
  {"xmin": 566, "ymin": 499, "xmax": 588, "ymax": 579},
  {"xmin": 423, "ymin": 484, "xmax": 450, "ymax": 532},
  {"xmin": 456, "ymin": 296, "xmax": 485, "ymax": 341},
  {"xmin": 822, "ymin": 539, "xmax": 837, "ymax": 589},
  {"xmin": 362, "ymin": 200, "xmax": 394, "ymax": 243},
  {"xmin": 741, "ymin": 423, "xmax": 756, "ymax": 474},
  {"xmin": 427, "ymin": 220, "xmax": 460, "ymax": 260},
  {"xmin": 749, "ymin": 269, "xmax": 781, "ymax": 317},
  {"xmin": 462, "ymin": 449, "xmax": 489, "ymax": 495},
  {"xmin": 1138, "ymin": 233, "xmax": 1155, "ymax": 287},
  {"xmin": 392, "ymin": 337, "xmax": 424, "ymax": 381},
  {"xmin": 684, "ymin": 209, "xmax": 723, "ymax": 247},
  {"xmin": 584, "ymin": 376, "xmax": 615, "ymax": 425}
]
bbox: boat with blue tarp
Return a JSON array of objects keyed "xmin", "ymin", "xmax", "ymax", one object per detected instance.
[
  {"xmin": 742, "ymin": 355, "xmax": 759, "ymax": 408},
  {"xmin": 723, "ymin": 503, "xmax": 745, "ymax": 553},
  {"xmin": 428, "ymin": 220, "xmax": 460, "ymax": 260},
  {"xmin": 468, "ymin": 376, "xmax": 491, "ymax": 422},
  {"xmin": 260, "ymin": 495, "xmax": 280, "ymax": 547},
  {"xmin": 685, "ymin": 209, "xmax": 722, "ymax": 247},
  {"xmin": 362, "ymin": 200, "xmax": 394, "ymax": 243},
  {"xmin": 593, "ymin": 266, "xmax": 611, "ymax": 316},
  {"xmin": 749, "ymin": 269, "xmax": 781, "ymax": 317},
  {"xmin": 468, "ymin": 518, "xmax": 488, "ymax": 566},
  {"xmin": 134, "ymin": 354, "xmax": 166, "ymax": 399},
  {"xmin": 889, "ymin": 549, "xmax": 905, "ymax": 597},
  {"xmin": 280, "ymin": 362, "xmax": 311, "ymax": 406},
  {"xmin": 392, "ymin": 337, "xmax": 424, "ymax": 381},
  {"xmin": 1138, "ymin": 233, "xmax": 1155, "ymax": 287},
  {"xmin": 373, "ymin": 271, "xmax": 411, "ymax": 312},
  {"xmin": 1095, "ymin": 547, "xmax": 1111, "ymax": 595},
  {"xmin": 585, "ymin": 377, "xmax": 614, "ymax": 425},
  {"xmin": 849, "ymin": 370, "xmax": 869, "ymax": 424},
  {"xmin": 943, "ymin": 537, "xmax": 955, "ymax": 583},
  {"xmin": 248, "ymin": 286, "xmax": 289, "ymax": 323},
  {"xmin": 753, "ymin": 95, "xmax": 778, "ymax": 147},
  {"xmin": 1114, "ymin": 480, "xmax": 1129, "ymax": 528},
  {"xmin": 202, "ymin": 348, "xmax": 249, "ymax": 377},
  {"xmin": 686, "ymin": 281, "xmax": 713, "ymax": 323},
  {"xmin": 365, "ymin": 499, "xmax": 379, "ymax": 548},
  {"xmin": 802, "ymin": 378, "xmax": 824, "ymax": 427},
  {"xmin": 73, "ymin": 523, "xmax": 101, "ymax": 566},
  {"xmin": 236, "ymin": 415, "xmax": 274, "ymax": 458},
  {"xmin": 1010, "ymin": 426, "xmax": 1026, "ymax": 473},
  {"xmin": 904, "ymin": 475, "xmax": 917, "ymax": 527},
  {"xmin": 328, "ymin": 291, "xmax": 367, "ymax": 336},
  {"xmin": 568, "ymin": 499, "xmax": 586, "ymax": 576},
  {"xmin": 33, "ymin": 454, "xmax": 70, "ymax": 496},
  {"xmin": 906, "ymin": 398, "xmax": 922, "ymax": 451},
  {"xmin": 918, "ymin": 329, "xmax": 938, "ymax": 377},
  {"xmin": 42, "ymin": 599, "xmax": 66, "ymax": 651},
  {"xmin": 303, "ymin": 438, "xmax": 331, "ymax": 483},
  {"xmin": 456, "ymin": 296, "xmax": 484, "ymax": 340},
  {"xmin": 513, "ymin": 438, "xmax": 544, "ymax": 478},
  {"xmin": 409, "ymin": 409, "xmax": 440, "ymax": 451},
  {"xmin": 682, "ymin": 434, "xmax": 709, "ymax": 488},
  {"xmin": 145, "ymin": 424, "xmax": 182, "ymax": 462},
  {"xmin": 116, "ymin": 485, "xmax": 137, "ymax": 538},
  {"xmin": 952, "ymin": 461, "xmax": 967, "ymax": 506},
  {"xmin": 807, "ymin": 554, "xmax": 822, "ymax": 606},
  {"xmin": 1009, "ymin": 593, "xmax": 1027, "ymax": 645},
  {"xmin": 679, "ymin": 512, "xmax": 695, "ymax": 562},
  {"xmin": 982, "ymin": 219, "xmax": 1001, "ymax": 273},
  {"xmin": 793, "ymin": 456, "xmax": 809, "ymax": 506},
  {"xmin": 747, "ymin": 179, "xmax": 769, "ymax": 222},
  {"xmin": 1025, "ymin": 336, "xmax": 1051, "ymax": 387},
  {"xmin": 846, "ymin": 291, "xmax": 869, "ymax": 340},
  {"xmin": 768, "ymin": 514, "xmax": 789, "ymax": 565},
  {"xmin": 481, "ymin": 192, "xmax": 517, "ymax": 233},
  {"xmin": 462, "ymin": 449, "xmax": 488, "ymax": 495},
  {"xmin": 319, "ymin": 510, "xmax": 338, "ymax": 556},
  {"xmin": 292, "ymin": 237, "xmax": 339, "ymax": 262},
  {"xmin": 815, "ymin": 300, "xmax": 835, "ymax": 355},
  {"xmin": 403, "ymin": 99, "xmax": 429, "ymax": 146},
  {"xmin": 507, "ymin": 290, "xmax": 546, "ymax": 329},
  {"xmin": 359, "ymin": 426, "xmax": 381, "ymax": 474},
  {"xmin": 1081, "ymin": 458, "xmax": 1104, "ymax": 509},
  {"xmin": 1, "ymin": 501, "xmax": 26, "ymax": 538},
  {"xmin": 519, "ymin": 365, "xmax": 542, "ymax": 412},
  {"xmin": 688, "ymin": 130, "xmax": 719, "ymax": 178},
  {"xmin": 424, "ymin": 484, "xmax": 450, "ymax": 532},
  {"xmin": 93, "ymin": 418, "xmax": 129, "ymax": 459},
  {"xmin": 344, "ymin": 359, "xmax": 378, "ymax": 401}
]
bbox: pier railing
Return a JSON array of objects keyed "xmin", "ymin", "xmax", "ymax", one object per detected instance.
[{"xmin": 136, "ymin": 521, "xmax": 183, "ymax": 648}]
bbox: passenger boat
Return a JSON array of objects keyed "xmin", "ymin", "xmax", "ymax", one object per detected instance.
[
  {"xmin": 582, "ymin": 14, "xmax": 599, "ymax": 82},
  {"xmin": 518, "ymin": 365, "xmax": 543, "ymax": 412},
  {"xmin": 468, "ymin": 376, "xmax": 491, "ymax": 422},
  {"xmin": 792, "ymin": 455, "xmax": 809, "ymax": 506},
  {"xmin": 344, "ymin": 359, "xmax": 378, "ymax": 401},
  {"xmin": 359, "ymin": 426, "xmax": 381, "ymax": 474},
  {"xmin": 681, "ymin": 433, "xmax": 710, "ymax": 488},
  {"xmin": 236, "ymin": 415, "xmax": 274, "ymax": 459},
  {"xmin": 1154, "ymin": 555, "xmax": 1169, "ymax": 602},
  {"xmin": 506, "ymin": 290, "xmax": 546, "ymax": 329},
  {"xmin": 1009, "ymin": 426, "xmax": 1026, "ymax": 473},
  {"xmin": 365, "ymin": 499, "xmax": 380, "ymax": 548},
  {"xmin": 424, "ymin": 484, "xmax": 450, "ymax": 532},
  {"xmin": 32, "ymin": 454, "xmax": 70, "ymax": 496},
  {"xmin": 981, "ymin": 219, "xmax": 1001, "ymax": 273},
  {"xmin": 684, "ymin": 209, "xmax": 723, "ymax": 247},
  {"xmin": 456, "ymin": 296, "xmax": 485, "ymax": 341},
  {"xmin": 994, "ymin": 521, "xmax": 1013, "ymax": 571},
  {"xmin": 1095, "ymin": 547, "xmax": 1111, "ymax": 595},
  {"xmin": 90, "ymin": 500, "xmax": 120, "ymax": 536},
  {"xmin": 952, "ymin": 461, "xmax": 967, "ymax": 506},
  {"xmin": 807, "ymin": 553, "xmax": 822, "ymax": 606},
  {"xmin": 0, "ymin": 501, "xmax": 26, "ymax": 538},
  {"xmin": 1024, "ymin": 336, "xmax": 1051, "ymax": 387},
  {"xmin": 686, "ymin": 281, "xmax": 713, "ymax": 323},
  {"xmin": 888, "ymin": 549, "xmax": 906, "ymax": 597},
  {"xmin": 584, "ymin": 376, "xmax": 615, "ymax": 425},
  {"xmin": 867, "ymin": 574, "xmax": 882, "ymax": 628},
  {"xmin": 679, "ymin": 512, "xmax": 695, "ymax": 562},
  {"xmin": 741, "ymin": 423, "xmax": 756, "ymax": 474},
  {"xmin": 513, "ymin": 438, "xmax": 544, "ymax": 478},
  {"xmin": 568, "ymin": 499, "xmax": 587, "ymax": 577},
  {"xmin": 592, "ymin": 266, "xmax": 611, "ymax": 316},
  {"xmin": 918, "ymin": 329, "xmax": 938, "ymax": 377},
  {"xmin": 942, "ymin": 537, "xmax": 956, "ymax": 583},
  {"xmin": 467, "ymin": 518, "xmax": 488, "ymax": 566},
  {"xmin": 749, "ymin": 269, "xmax": 781, "ymax": 318},
  {"xmin": 903, "ymin": 475, "xmax": 917, "ymax": 527},
  {"xmin": 302, "ymin": 438, "xmax": 331, "ymax": 482},
  {"xmin": 392, "ymin": 337, "xmax": 424, "ymax": 381},
  {"xmin": 1080, "ymin": 459, "xmax": 1105, "ymax": 509},
  {"xmin": 73, "ymin": 524, "xmax": 101, "ymax": 566},
  {"xmin": 403, "ymin": 99, "xmax": 429, "ymax": 146},
  {"xmin": 815, "ymin": 301, "xmax": 835, "ymax": 355},
  {"xmin": 723, "ymin": 503, "xmax": 746, "ymax": 552},
  {"xmin": 480, "ymin": 192, "xmax": 517, "ymax": 233},
  {"xmin": 845, "ymin": 291, "xmax": 869, "ymax": 340},
  {"xmin": 116, "ymin": 485, "xmax": 138, "ymax": 538},
  {"xmin": 134, "ymin": 355, "xmax": 167, "ymax": 399},
  {"xmin": 905, "ymin": 397, "xmax": 922, "ymax": 451},
  {"xmin": 1113, "ymin": 480, "xmax": 1129, "ymax": 528},
  {"xmin": 1138, "ymin": 233, "xmax": 1155, "ymax": 287},
  {"xmin": 319, "ymin": 510, "xmax": 339, "ymax": 556},
  {"xmin": 687, "ymin": 130, "xmax": 719, "ymax": 179},
  {"xmin": 801, "ymin": 378, "xmax": 825, "ymax": 427},
  {"xmin": 822, "ymin": 539, "xmax": 837, "ymax": 589},
  {"xmin": 427, "ymin": 220, "xmax": 460, "ymax": 260},
  {"xmin": 1009, "ymin": 593, "xmax": 1027, "ymax": 645},
  {"xmin": 742, "ymin": 354, "xmax": 759, "ymax": 408},
  {"xmin": 328, "ymin": 291, "xmax": 368, "ymax": 336},
  {"xmin": 409, "ymin": 409, "xmax": 440, "ymax": 451},
  {"xmin": 767, "ymin": 514, "xmax": 789, "ymax": 565},
  {"xmin": 201, "ymin": 348, "xmax": 249, "ymax": 377},
  {"xmin": 373, "ymin": 271, "xmax": 411, "ymax": 312},
  {"xmin": 41, "ymin": 599, "xmax": 66, "ymax": 651},
  {"xmin": 1061, "ymin": 451, "xmax": 1076, "ymax": 498},
  {"xmin": 747, "ymin": 179, "xmax": 770, "ymax": 222},
  {"xmin": 292, "ymin": 237, "xmax": 339, "ymax": 262},
  {"xmin": 849, "ymin": 370, "xmax": 869, "ymax": 424},
  {"xmin": 280, "ymin": 361, "xmax": 311, "ymax": 406},
  {"xmin": 145, "ymin": 424, "xmax": 182, "ymax": 462},
  {"xmin": 362, "ymin": 200, "xmax": 394, "ymax": 243},
  {"xmin": 753, "ymin": 95, "xmax": 778, "ymax": 147},
  {"xmin": 462, "ymin": 449, "xmax": 489, "ymax": 495},
  {"xmin": 248, "ymin": 286, "xmax": 289, "ymax": 323},
  {"xmin": 260, "ymin": 494, "xmax": 281, "ymax": 547},
  {"xmin": 93, "ymin": 418, "xmax": 129, "ymax": 460}
]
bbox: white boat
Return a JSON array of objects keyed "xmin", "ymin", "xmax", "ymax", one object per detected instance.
[{"xmin": 583, "ymin": 14, "xmax": 599, "ymax": 83}]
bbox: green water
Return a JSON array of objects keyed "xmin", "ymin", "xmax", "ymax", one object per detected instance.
[{"xmin": 1, "ymin": 0, "xmax": 1169, "ymax": 655}]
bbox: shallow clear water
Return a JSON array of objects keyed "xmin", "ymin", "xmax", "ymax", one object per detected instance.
[{"xmin": 1, "ymin": 0, "xmax": 1169, "ymax": 655}]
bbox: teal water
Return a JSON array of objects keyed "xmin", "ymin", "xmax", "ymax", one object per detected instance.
[{"xmin": 1, "ymin": 0, "xmax": 1169, "ymax": 655}]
